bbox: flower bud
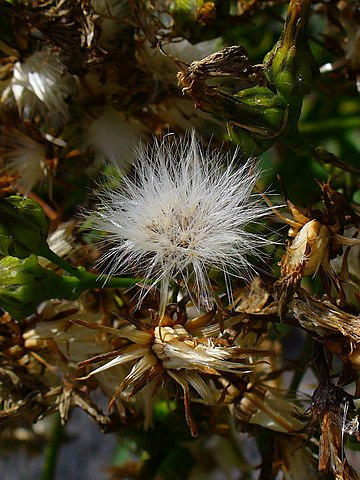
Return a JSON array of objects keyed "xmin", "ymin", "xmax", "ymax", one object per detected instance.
[
  {"xmin": 0, "ymin": 196, "xmax": 48, "ymax": 258},
  {"xmin": 264, "ymin": 0, "xmax": 319, "ymax": 98},
  {"xmin": 233, "ymin": 86, "xmax": 288, "ymax": 137},
  {"xmin": 177, "ymin": 47, "xmax": 288, "ymax": 156},
  {"xmin": 227, "ymin": 123, "xmax": 276, "ymax": 156},
  {"xmin": 0, "ymin": 255, "xmax": 84, "ymax": 320},
  {"xmin": 227, "ymin": 85, "xmax": 288, "ymax": 155}
]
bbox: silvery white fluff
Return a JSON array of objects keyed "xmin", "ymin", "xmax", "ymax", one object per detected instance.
[
  {"xmin": 86, "ymin": 108, "xmax": 149, "ymax": 167},
  {"xmin": 0, "ymin": 127, "xmax": 47, "ymax": 193},
  {"xmin": 91, "ymin": 132, "xmax": 271, "ymax": 312},
  {"xmin": 2, "ymin": 50, "xmax": 73, "ymax": 127}
]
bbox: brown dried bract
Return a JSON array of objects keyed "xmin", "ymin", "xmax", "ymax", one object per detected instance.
[
  {"xmin": 0, "ymin": 174, "xmax": 17, "ymax": 197},
  {"xmin": 307, "ymin": 346, "xmax": 360, "ymax": 479},
  {"xmin": 272, "ymin": 181, "xmax": 360, "ymax": 317},
  {"xmin": 177, "ymin": 46, "xmax": 265, "ymax": 107}
]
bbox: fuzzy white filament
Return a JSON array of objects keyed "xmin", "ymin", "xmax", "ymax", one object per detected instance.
[
  {"xmin": 91, "ymin": 133, "xmax": 271, "ymax": 312},
  {"xmin": 2, "ymin": 50, "xmax": 73, "ymax": 127},
  {"xmin": 0, "ymin": 127, "xmax": 47, "ymax": 193}
]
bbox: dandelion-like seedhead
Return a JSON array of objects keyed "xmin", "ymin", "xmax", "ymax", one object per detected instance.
[
  {"xmin": 0, "ymin": 127, "xmax": 47, "ymax": 193},
  {"xmin": 2, "ymin": 50, "xmax": 73, "ymax": 127},
  {"xmin": 90, "ymin": 132, "xmax": 271, "ymax": 311}
]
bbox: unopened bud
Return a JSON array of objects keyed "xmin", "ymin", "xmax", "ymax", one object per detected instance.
[
  {"xmin": 227, "ymin": 85, "xmax": 288, "ymax": 155},
  {"xmin": 232, "ymin": 86, "xmax": 288, "ymax": 137},
  {"xmin": 227, "ymin": 123, "xmax": 277, "ymax": 156},
  {"xmin": 264, "ymin": 0, "xmax": 319, "ymax": 98},
  {"xmin": 0, "ymin": 255, "xmax": 84, "ymax": 320},
  {"xmin": 177, "ymin": 46, "xmax": 289, "ymax": 156}
]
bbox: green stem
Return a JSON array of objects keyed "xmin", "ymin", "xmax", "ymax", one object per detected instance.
[
  {"xmin": 59, "ymin": 270, "xmax": 145, "ymax": 294},
  {"xmin": 300, "ymin": 116, "xmax": 360, "ymax": 135},
  {"xmin": 283, "ymin": 129, "xmax": 360, "ymax": 174},
  {"xmin": 37, "ymin": 244, "xmax": 147, "ymax": 292},
  {"xmin": 37, "ymin": 244, "xmax": 79, "ymax": 276},
  {"xmin": 41, "ymin": 414, "xmax": 65, "ymax": 480}
]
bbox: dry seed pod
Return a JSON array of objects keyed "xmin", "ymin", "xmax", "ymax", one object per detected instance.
[
  {"xmin": 272, "ymin": 182, "xmax": 360, "ymax": 317},
  {"xmin": 276, "ymin": 218, "xmax": 332, "ymax": 317}
]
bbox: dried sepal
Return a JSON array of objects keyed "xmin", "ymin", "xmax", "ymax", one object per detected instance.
[
  {"xmin": 306, "ymin": 345, "xmax": 360, "ymax": 478},
  {"xmin": 273, "ymin": 435, "xmax": 319, "ymax": 480},
  {"xmin": 291, "ymin": 290, "xmax": 360, "ymax": 344},
  {"xmin": 177, "ymin": 45, "xmax": 265, "ymax": 100},
  {"xmin": 233, "ymin": 383, "xmax": 305, "ymax": 434},
  {"xmin": 276, "ymin": 219, "xmax": 332, "ymax": 317},
  {"xmin": 273, "ymin": 182, "xmax": 360, "ymax": 317}
]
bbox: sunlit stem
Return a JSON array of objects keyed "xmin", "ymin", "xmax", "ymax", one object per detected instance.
[
  {"xmin": 37, "ymin": 244, "xmax": 146, "ymax": 290},
  {"xmin": 37, "ymin": 243, "xmax": 79, "ymax": 276}
]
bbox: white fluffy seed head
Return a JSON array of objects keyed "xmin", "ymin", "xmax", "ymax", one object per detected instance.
[
  {"xmin": 90, "ymin": 132, "xmax": 271, "ymax": 311},
  {"xmin": 2, "ymin": 50, "xmax": 73, "ymax": 127},
  {"xmin": 0, "ymin": 127, "xmax": 47, "ymax": 193}
]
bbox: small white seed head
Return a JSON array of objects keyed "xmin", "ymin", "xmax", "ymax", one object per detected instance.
[{"xmin": 89, "ymin": 132, "xmax": 272, "ymax": 312}]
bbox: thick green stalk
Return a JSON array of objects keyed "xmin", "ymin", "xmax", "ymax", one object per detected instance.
[
  {"xmin": 37, "ymin": 244, "xmax": 145, "ymax": 289},
  {"xmin": 0, "ymin": 252, "xmax": 146, "ymax": 319}
]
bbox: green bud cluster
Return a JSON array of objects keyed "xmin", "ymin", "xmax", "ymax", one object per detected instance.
[
  {"xmin": 0, "ymin": 195, "xmax": 144, "ymax": 320},
  {"xmin": 264, "ymin": 0, "xmax": 319, "ymax": 99},
  {"xmin": 178, "ymin": 0, "xmax": 318, "ymax": 157},
  {"xmin": 226, "ymin": 86, "xmax": 288, "ymax": 155},
  {"xmin": 232, "ymin": 86, "xmax": 288, "ymax": 137},
  {"xmin": 229, "ymin": 0, "xmax": 318, "ymax": 155},
  {"xmin": 0, "ymin": 196, "xmax": 48, "ymax": 258},
  {"xmin": 0, "ymin": 195, "xmax": 81, "ymax": 319}
]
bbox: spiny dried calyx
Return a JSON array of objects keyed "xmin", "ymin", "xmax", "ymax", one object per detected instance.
[{"xmin": 75, "ymin": 305, "xmax": 273, "ymax": 436}]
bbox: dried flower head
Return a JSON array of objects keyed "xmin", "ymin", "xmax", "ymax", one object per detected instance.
[
  {"xmin": 90, "ymin": 132, "xmax": 271, "ymax": 313},
  {"xmin": 234, "ymin": 384, "xmax": 305, "ymax": 434},
  {"xmin": 75, "ymin": 306, "xmax": 273, "ymax": 436},
  {"xmin": 271, "ymin": 182, "xmax": 360, "ymax": 317}
]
